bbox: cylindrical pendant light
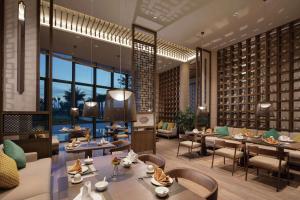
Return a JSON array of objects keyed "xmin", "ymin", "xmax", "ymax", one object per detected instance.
[
  {"xmin": 104, "ymin": 89, "xmax": 136, "ymax": 122},
  {"xmin": 83, "ymin": 102, "xmax": 99, "ymax": 117}
]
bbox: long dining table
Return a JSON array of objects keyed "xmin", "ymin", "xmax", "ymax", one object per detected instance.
[{"xmin": 55, "ymin": 154, "xmax": 205, "ymax": 200}]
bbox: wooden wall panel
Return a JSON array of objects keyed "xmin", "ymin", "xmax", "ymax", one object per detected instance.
[{"xmin": 217, "ymin": 19, "xmax": 300, "ymax": 131}]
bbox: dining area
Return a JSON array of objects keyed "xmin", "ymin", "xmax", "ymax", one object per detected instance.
[{"xmin": 52, "ymin": 144, "xmax": 218, "ymax": 200}]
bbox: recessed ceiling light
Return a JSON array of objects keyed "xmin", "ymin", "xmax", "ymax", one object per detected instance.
[
  {"xmin": 75, "ymin": 35, "xmax": 81, "ymax": 39},
  {"xmin": 152, "ymin": 16, "xmax": 157, "ymax": 19},
  {"xmin": 233, "ymin": 12, "xmax": 239, "ymax": 17},
  {"xmin": 94, "ymin": 44, "xmax": 99, "ymax": 48}
]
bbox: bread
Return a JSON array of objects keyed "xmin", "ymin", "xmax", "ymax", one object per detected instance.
[{"xmin": 68, "ymin": 159, "xmax": 82, "ymax": 173}]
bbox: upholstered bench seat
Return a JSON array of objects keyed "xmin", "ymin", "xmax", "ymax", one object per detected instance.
[
  {"xmin": 215, "ymin": 148, "xmax": 243, "ymax": 159},
  {"xmin": 249, "ymin": 155, "xmax": 287, "ymax": 171},
  {"xmin": 180, "ymin": 141, "xmax": 201, "ymax": 148},
  {"xmin": 0, "ymin": 153, "xmax": 51, "ymax": 200}
]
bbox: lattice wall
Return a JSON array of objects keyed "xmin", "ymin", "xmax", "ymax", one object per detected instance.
[
  {"xmin": 132, "ymin": 24, "xmax": 157, "ymax": 113},
  {"xmin": 158, "ymin": 67, "xmax": 180, "ymax": 122}
]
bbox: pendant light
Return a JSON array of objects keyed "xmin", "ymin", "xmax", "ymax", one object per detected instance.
[
  {"xmin": 82, "ymin": 0, "xmax": 99, "ymax": 118},
  {"xmin": 103, "ymin": 0, "xmax": 137, "ymax": 122}
]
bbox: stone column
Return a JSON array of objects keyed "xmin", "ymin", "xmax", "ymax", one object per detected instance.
[
  {"xmin": 179, "ymin": 62, "xmax": 190, "ymax": 111},
  {"xmin": 3, "ymin": 0, "xmax": 38, "ymax": 111},
  {"xmin": 210, "ymin": 51, "xmax": 218, "ymax": 128}
]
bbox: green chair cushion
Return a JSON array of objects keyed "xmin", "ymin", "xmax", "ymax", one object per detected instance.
[
  {"xmin": 263, "ymin": 129, "xmax": 280, "ymax": 140},
  {"xmin": 216, "ymin": 126, "xmax": 229, "ymax": 136},
  {"xmin": 3, "ymin": 140, "xmax": 26, "ymax": 169},
  {"xmin": 162, "ymin": 122, "xmax": 168, "ymax": 130}
]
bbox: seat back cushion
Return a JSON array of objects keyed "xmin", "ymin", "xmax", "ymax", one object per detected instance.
[
  {"xmin": 215, "ymin": 126, "xmax": 229, "ymax": 136},
  {"xmin": 263, "ymin": 129, "xmax": 280, "ymax": 140},
  {"xmin": 162, "ymin": 122, "xmax": 168, "ymax": 130},
  {"xmin": 167, "ymin": 123, "xmax": 175, "ymax": 130},
  {"xmin": 0, "ymin": 152, "xmax": 20, "ymax": 189},
  {"xmin": 157, "ymin": 120, "xmax": 163, "ymax": 129},
  {"xmin": 3, "ymin": 140, "xmax": 26, "ymax": 169},
  {"xmin": 292, "ymin": 134, "xmax": 300, "ymax": 142}
]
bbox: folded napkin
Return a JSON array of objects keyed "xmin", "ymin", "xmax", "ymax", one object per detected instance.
[
  {"xmin": 127, "ymin": 150, "xmax": 138, "ymax": 162},
  {"xmin": 154, "ymin": 167, "xmax": 171, "ymax": 186},
  {"xmin": 68, "ymin": 159, "xmax": 82, "ymax": 173},
  {"xmin": 73, "ymin": 182, "xmax": 103, "ymax": 200}
]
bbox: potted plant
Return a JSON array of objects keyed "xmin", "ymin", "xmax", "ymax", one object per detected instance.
[{"xmin": 175, "ymin": 107, "xmax": 195, "ymax": 134}]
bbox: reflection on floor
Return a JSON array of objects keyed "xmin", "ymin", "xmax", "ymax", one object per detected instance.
[{"xmin": 51, "ymin": 138, "xmax": 300, "ymax": 200}]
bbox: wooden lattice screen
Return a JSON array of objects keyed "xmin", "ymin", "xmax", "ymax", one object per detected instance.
[
  {"xmin": 0, "ymin": 111, "xmax": 52, "ymax": 158},
  {"xmin": 132, "ymin": 24, "xmax": 157, "ymax": 113}
]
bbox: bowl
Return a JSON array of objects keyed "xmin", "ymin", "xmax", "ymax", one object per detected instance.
[
  {"xmin": 121, "ymin": 158, "xmax": 132, "ymax": 168},
  {"xmin": 84, "ymin": 158, "xmax": 93, "ymax": 165},
  {"xmin": 155, "ymin": 186, "xmax": 169, "ymax": 197},
  {"xmin": 95, "ymin": 181, "xmax": 108, "ymax": 192}
]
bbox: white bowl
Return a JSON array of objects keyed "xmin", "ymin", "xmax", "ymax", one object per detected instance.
[
  {"xmin": 155, "ymin": 186, "xmax": 169, "ymax": 197},
  {"xmin": 121, "ymin": 159, "xmax": 132, "ymax": 168},
  {"xmin": 84, "ymin": 158, "xmax": 93, "ymax": 165},
  {"xmin": 95, "ymin": 181, "xmax": 108, "ymax": 192}
]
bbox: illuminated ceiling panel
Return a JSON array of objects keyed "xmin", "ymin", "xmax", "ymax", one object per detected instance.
[{"xmin": 40, "ymin": 1, "xmax": 195, "ymax": 62}]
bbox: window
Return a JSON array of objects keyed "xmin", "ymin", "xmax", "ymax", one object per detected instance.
[
  {"xmin": 40, "ymin": 53, "xmax": 46, "ymax": 77},
  {"xmin": 40, "ymin": 52, "xmax": 129, "ymax": 141},
  {"xmin": 96, "ymin": 88, "xmax": 108, "ymax": 119},
  {"xmin": 53, "ymin": 57, "xmax": 72, "ymax": 81},
  {"xmin": 39, "ymin": 80, "xmax": 45, "ymax": 111},
  {"xmin": 52, "ymin": 82, "xmax": 72, "ymax": 125},
  {"xmin": 97, "ymin": 68, "xmax": 111, "ymax": 87},
  {"xmin": 76, "ymin": 64, "xmax": 93, "ymax": 84},
  {"xmin": 114, "ymin": 72, "xmax": 126, "ymax": 88}
]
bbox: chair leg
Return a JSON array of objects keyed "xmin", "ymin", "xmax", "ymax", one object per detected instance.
[
  {"xmin": 232, "ymin": 159, "xmax": 235, "ymax": 176},
  {"xmin": 224, "ymin": 157, "xmax": 226, "ymax": 165},
  {"xmin": 245, "ymin": 163, "xmax": 249, "ymax": 181},
  {"xmin": 177, "ymin": 144, "xmax": 180, "ymax": 157},
  {"xmin": 257, "ymin": 168, "xmax": 259, "ymax": 176},
  {"xmin": 287, "ymin": 166, "xmax": 290, "ymax": 186},
  {"xmin": 211, "ymin": 153, "xmax": 215, "ymax": 168}
]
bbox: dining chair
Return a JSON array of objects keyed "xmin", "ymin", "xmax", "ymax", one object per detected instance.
[
  {"xmin": 166, "ymin": 168, "xmax": 218, "ymax": 200},
  {"xmin": 115, "ymin": 129, "xmax": 129, "ymax": 140},
  {"xmin": 138, "ymin": 154, "xmax": 166, "ymax": 170},
  {"xmin": 245, "ymin": 145, "xmax": 289, "ymax": 192},
  {"xmin": 109, "ymin": 140, "xmax": 131, "ymax": 154},
  {"xmin": 211, "ymin": 140, "xmax": 244, "ymax": 176},
  {"xmin": 177, "ymin": 133, "xmax": 201, "ymax": 158}
]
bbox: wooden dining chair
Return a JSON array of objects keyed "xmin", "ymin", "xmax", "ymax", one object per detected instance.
[
  {"xmin": 138, "ymin": 154, "xmax": 166, "ymax": 170},
  {"xmin": 211, "ymin": 140, "xmax": 244, "ymax": 176},
  {"xmin": 245, "ymin": 145, "xmax": 289, "ymax": 192},
  {"xmin": 109, "ymin": 140, "xmax": 131, "ymax": 154},
  {"xmin": 166, "ymin": 168, "xmax": 218, "ymax": 200},
  {"xmin": 177, "ymin": 133, "xmax": 201, "ymax": 158}
]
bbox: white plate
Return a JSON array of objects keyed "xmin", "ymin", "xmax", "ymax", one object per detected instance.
[
  {"xmin": 68, "ymin": 166, "xmax": 89, "ymax": 175},
  {"xmin": 151, "ymin": 177, "xmax": 173, "ymax": 186},
  {"xmin": 146, "ymin": 169, "xmax": 154, "ymax": 174},
  {"xmin": 71, "ymin": 177, "xmax": 83, "ymax": 184}
]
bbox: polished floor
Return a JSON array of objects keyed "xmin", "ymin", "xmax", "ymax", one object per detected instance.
[{"xmin": 52, "ymin": 138, "xmax": 300, "ymax": 200}]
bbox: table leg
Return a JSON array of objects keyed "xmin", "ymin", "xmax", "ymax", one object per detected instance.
[
  {"xmin": 200, "ymin": 137, "xmax": 209, "ymax": 156},
  {"xmin": 85, "ymin": 150, "xmax": 93, "ymax": 158}
]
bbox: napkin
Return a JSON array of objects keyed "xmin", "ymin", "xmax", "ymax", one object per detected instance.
[
  {"xmin": 192, "ymin": 128, "xmax": 200, "ymax": 134},
  {"xmin": 68, "ymin": 159, "xmax": 82, "ymax": 173},
  {"xmin": 73, "ymin": 182, "xmax": 103, "ymax": 200},
  {"xmin": 127, "ymin": 150, "xmax": 138, "ymax": 162},
  {"xmin": 153, "ymin": 167, "xmax": 171, "ymax": 186}
]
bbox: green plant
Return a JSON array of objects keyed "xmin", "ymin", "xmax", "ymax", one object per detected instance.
[{"xmin": 175, "ymin": 107, "xmax": 195, "ymax": 132}]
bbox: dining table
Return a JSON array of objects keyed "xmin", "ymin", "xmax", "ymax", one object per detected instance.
[
  {"xmin": 56, "ymin": 155, "xmax": 205, "ymax": 200},
  {"xmin": 65, "ymin": 142, "xmax": 116, "ymax": 158}
]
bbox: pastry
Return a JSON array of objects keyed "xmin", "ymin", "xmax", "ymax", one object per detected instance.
[
  {"xmin": 153, "ymin": 167, "xmax": 171, "ymax": 186},
  {"xmin": 68, "ymin": 159, "xmax": 82, "ymax": 173}
]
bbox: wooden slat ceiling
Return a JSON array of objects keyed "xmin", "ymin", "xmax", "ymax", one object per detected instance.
[{"xmin": 40, "ymin": 1, "xmax": 196, "ymax": 62}]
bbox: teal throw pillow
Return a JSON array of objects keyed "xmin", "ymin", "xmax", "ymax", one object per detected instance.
[
  {"xmin": 3, "ymin": 140, "xmax": 26, "ymax": 169},
  {"xmin": 216, "ymin": 126, "xmax": 229, "ymax": 136},
  {"xmin": 263, "ymin": 129, "xmax": 280, "ymax": 140},
  {"xmin": 162, "ymin": 122, "xmax": 168, "ymax": 130}
]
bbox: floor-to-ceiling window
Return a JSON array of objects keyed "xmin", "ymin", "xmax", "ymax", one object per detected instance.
[{"xmin": 39, "ymin": 51, "xmax": 130, "ymax": 141}]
